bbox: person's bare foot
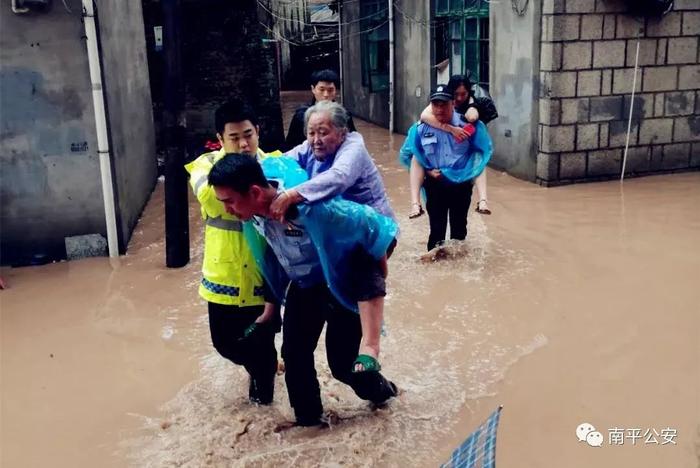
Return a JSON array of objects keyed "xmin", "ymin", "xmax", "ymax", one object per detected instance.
[
  {"xmin": 354, "ymin": 344, "xmax": 379, "ymax": 372},
  {"xmin": 475, "ymin": 199, "xmax": 492, "ymax": 215},
  {"xmin": 408, "ymin": 202, "xmax": 424, "ymax": 219},
  {"xmin": 420, "ymin": 246, "xmax": 448, "ymax": 263}
]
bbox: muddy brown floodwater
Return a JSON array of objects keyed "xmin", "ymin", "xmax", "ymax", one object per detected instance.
[{"xmin": 1, "ymin": 91, "xmax": 698, "ymax": 468}]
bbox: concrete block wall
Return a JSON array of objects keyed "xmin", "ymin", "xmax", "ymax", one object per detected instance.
[
  {"xmin": 179, "ymin": 0, "xmax": 285, "ymax": 151},
  {"xmin": 537, "ymin": 0, "xmax": 700, "ymax": 185},
  {"xmin": 1, "ymin": 0, "xmax": 157, "ymax": 265}
]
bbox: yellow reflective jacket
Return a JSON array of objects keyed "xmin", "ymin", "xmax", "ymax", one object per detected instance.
[{"xmin": 184, "ymin": 148, "xmax": 281, "ymax": 306}]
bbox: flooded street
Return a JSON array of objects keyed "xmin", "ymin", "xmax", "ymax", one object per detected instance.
[{"xmin": 1, "ymin": 92, "xmax": 699, "ymax": 467}]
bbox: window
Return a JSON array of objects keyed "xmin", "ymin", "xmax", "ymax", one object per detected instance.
[
  {"xmin": 435, "ymin": 0, "xmax": 490, "ymax": 89},
  {"xmin": 360, "ymin": 0, "xmax": 389, "ymax": 92}
]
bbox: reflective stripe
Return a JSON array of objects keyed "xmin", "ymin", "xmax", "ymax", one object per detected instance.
[
  {"xmin": 202, "ymin": 278, "xmax": 239, "ymax": 297},
  {"xmin": 193, "ymin": 174, "xmax": 209, "ymax": 195},
  {"xmin": 206, "ymin": 153, "xmax": 216, "ymax": 164},
  {"xmin": 253, "ymin": 286, "xmax": 265, "ymax": 297},
  {"xmin": 205, "ymin": 216, "xmax": 242, "ymax": 231}
]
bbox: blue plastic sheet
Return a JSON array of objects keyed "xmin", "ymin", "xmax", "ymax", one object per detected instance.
[
  {"xmin": 398, "ymin": 120, "xmax": 493, "ymax": 183},
  {"xmin": 441, "ymin": 406, "xmax": 503, "ymax": 468},
  {"xmin": 243, "ymin": 156, "xmax": 398, "ymax": 312}
]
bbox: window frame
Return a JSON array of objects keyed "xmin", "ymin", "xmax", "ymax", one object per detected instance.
[
  {"xmin": 360, "ymin": 0, "xmax": 390, "ymax": 92},
  {"xmin": 435, "ymin": 0, "xmax": 490, "ymax": 89}
]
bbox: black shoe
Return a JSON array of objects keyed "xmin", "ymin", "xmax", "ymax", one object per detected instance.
[
  {"xmin": 371, "ymin": 380, "xmax": 398, "ymax": 408},
  {"xmin": 249, "ymin": 377, "xmax": 274, "ymax": 405},
  {"xmin": 295, "ymin": 410, "xmax": 339, "ymax": 427},
  {"xmin": 295, "ymin": 415, "xmax": 323, "ymax": 427}
]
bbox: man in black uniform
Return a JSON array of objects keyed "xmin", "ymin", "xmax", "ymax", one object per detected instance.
[{"xmin": 284, "ymin": 69, "xmax": 356, "ymax": 151}]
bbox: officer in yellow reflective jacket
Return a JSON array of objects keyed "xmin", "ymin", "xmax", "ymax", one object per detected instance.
[{"xmin": 185, "ymin": 100, "xmax": 281, "ymax": 404}]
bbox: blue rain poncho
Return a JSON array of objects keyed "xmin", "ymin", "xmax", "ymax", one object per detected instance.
[
  {"xmin": 242, "ymin": 156, "xmax": 399, "ymax": 312},
  {"xmin": 398, "ymin": 120, "xmax": 493, "ymax": 183}
]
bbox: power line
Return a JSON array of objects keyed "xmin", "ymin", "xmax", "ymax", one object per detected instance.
[
  {"xmin": 259, "ymin": 18, "xmax": 389, "ymax": 47},
  {"xmin": 257, "ymin": 0, "xmax": 387, "ymax": 27},
  {"xmin": 392, "ymin": 1, "xmax": 488, "ymax": 31}
]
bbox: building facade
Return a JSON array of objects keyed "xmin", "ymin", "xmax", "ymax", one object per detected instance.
[
  {"xmin": 264, "ymin": 0, "xmax": 341, "ymax": 89},
  {"xmin": 1, "ymin": 0, "xmax": 157, "ymax": 265},
  {"xmin": 339, "ymin": 0, "xmax": 699, "ymax": 184},
  {"xmin": 141, "ymin": 0, "xmax": 285, "ymax": 151}
]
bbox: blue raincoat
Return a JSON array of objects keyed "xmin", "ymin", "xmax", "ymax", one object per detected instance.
[
  {"xmin": 398, "ymin": 120, "xmax": 493, "ymax": 183},
  {"xmin": 243, "ymin": 156, "xmax": 398, "ymax": 312}
]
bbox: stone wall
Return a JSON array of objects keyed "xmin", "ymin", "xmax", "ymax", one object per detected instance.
[
  {"xmin": 181, "ymin": 0, "xmax": 285, "ymax": 150},
  {"xmin": 142, "ymin": 0, "xmax": 285, "ymax": 152},
  {"xmin": 537, "ymin": 0, "xmax": 700, "ymax": 185}
]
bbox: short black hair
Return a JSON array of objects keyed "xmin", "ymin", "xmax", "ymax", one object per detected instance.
[
  {"xmin": 310, "ymin": 69, "xmax": 340, "ymax": 88},
  {"xmin": 208, "ymin": 153, "xmax": 269, "ymax": 193},
  {"xmin": 447, "ymin": 74, "xmax": 473, "ymax": 95},
  {"xmin": 214, "ymin": 99, "xmax": 258, "ymax": 135}
]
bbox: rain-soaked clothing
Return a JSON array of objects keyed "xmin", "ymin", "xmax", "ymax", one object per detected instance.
[
  {"xmin": 207, "ymin": 302, "xmax": 277, "ymax": 403},
  {"xmin": 185, "ymin": 148, "xmax": 281, "ymax": 403},
  {"xmin": 284, "ymin": 132, "xmax": 396, "ymax": 220},
  {"xmin": 399, "ymin": 116, "xmax": 493, "ymax": 250},
  {"xmin": 399, "ymin": 116, "xmax": 492, "ymax": 184},
  {"xmin": 243, "ymin": 156, "xmax": 398, "ymax": 312},
  {"xmin": 282, "ymin": 282, "xmax": 397, "ymax": 426},
  {"xmin": 185, "ymin": 147, "xmax": 279, "ymax": 306},
  {"xmin": 243, "ymin": 156, "xmax": 398, "ymax": 424}
]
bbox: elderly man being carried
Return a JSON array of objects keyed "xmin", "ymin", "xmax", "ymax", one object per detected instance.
[{"xmin": 270, "ymin": 101, "xmax": 397, "ymax": 372}]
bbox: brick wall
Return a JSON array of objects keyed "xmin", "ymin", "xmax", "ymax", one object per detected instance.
[
  {"xmin": 537, "ymin": 0, "xmax": 700, "ymax": 185},
  {"xmin": 181, "ymin": 0, "xmax": 284, "ymax": 151},
  {"xmin": 143, "ymin": 0, "xmax": 285, "ymax": 154}
]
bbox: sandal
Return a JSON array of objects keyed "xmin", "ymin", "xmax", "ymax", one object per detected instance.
[
  {"xmin": 408, "ymin": 202, "xmax": 424, "ymax": 219},
  {"xmin": 352, "ymin": 354, "xmax": 381, "ymax": 373},
  {"xmin": 475, "ymin": 199, "xmax": 492, "ymax": 215}
]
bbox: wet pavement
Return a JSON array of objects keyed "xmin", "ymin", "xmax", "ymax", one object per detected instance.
[{"xmin": 1, "ymin": 91, "xmax": 698, "ymax": 467}]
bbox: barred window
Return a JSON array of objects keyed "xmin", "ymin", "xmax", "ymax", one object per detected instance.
[
  {"xmin": 360, "ymin": 0, "xmax": 390, "ymax": 92},
  {"xmin": 435, "ymin": 0, "xmax": 490, "ymax": 89}
]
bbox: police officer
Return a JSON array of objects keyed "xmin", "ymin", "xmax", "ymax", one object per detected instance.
[
  {"xmin": 185, "ymin": 100, "xmax": 280, "ymax": 404},
  {"xmin": 410, "ymin": 85, "xmax": 479, "ymax": 251}
]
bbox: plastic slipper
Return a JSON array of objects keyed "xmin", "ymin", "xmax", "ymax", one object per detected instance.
[
  {"xmin": 475, "ymin": 199, "xmax": 492, "ymax": 215},
  {"xmin": 408, "ymin": 203, "xmax": 424, "ymax": 219},
  {"xmin": 240, "ymin": 322, "xmax": 260, "ymax": 341},
  {"xmin": 238, "ymin": 321, "xmax": 270, "ymax": 343},
  {"xmin": 352, "ymin": 354, "xmax": 381, "ymax": 373}
]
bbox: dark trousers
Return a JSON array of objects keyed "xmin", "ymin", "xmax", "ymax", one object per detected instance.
[
  {"xmin": 423, "ymin": 176, "xmax": 473, "ymax": 251},
  {"xmin": 208, "ymin": 302, "xmax": 278, "ymax": 401},
  {"xmin": 282, "ymin": 282, "xmax": 396, "ymax": 425}
]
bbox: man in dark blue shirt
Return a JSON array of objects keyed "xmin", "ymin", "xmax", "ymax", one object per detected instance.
[
  {"xmin": 284, "ymin": 69, "xmax": 356, "ymax": 151},
  {"xmin": 415, "ymin": 85, "xmax": 475, "ymax": 251},
  {"xmin": 209, "ymin": 154, "xmax": 398, "ymax": 428}
]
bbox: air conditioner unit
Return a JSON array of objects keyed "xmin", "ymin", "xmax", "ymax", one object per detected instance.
[
  {"xmin": 624, "ymin": 0, "xmax": 674, "ymax": 17},
  {"xmin": 17, "ymin": 0, "xmax": 51, "ymax": 9}
]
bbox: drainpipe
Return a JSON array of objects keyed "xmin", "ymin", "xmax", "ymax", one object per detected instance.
[
  {"xmin": 338, "ymin": 1, "xmax": 343, "ymax": 103},
  {"xmin": 81, "ymin": 0, "xmax": 119, "ymax": 258},
  {"xmin": 388, "ymin": 0, "xmax": 394, "ymax": 133}
]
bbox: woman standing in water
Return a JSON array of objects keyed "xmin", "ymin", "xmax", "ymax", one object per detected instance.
[{"xmin": 408, "ymin": 74, "xmax": 494, "ymax": 219}]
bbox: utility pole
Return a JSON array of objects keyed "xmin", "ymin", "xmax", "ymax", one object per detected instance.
[{"xmin": 162, "ymin": 0, "xmax": 189, "ymax": 268}]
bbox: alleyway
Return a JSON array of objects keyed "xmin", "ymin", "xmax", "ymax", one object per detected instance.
[{"xmin": 1, "ymin": 93, "xmax": 698, "ymax": 467}]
